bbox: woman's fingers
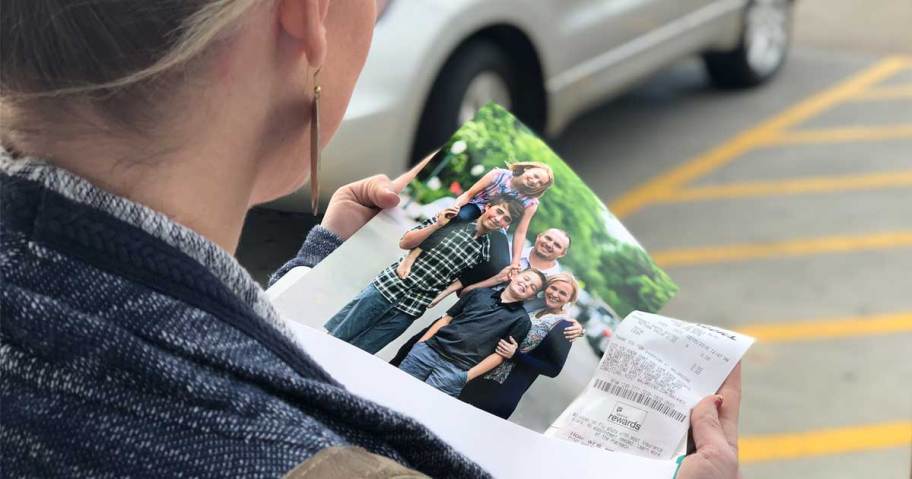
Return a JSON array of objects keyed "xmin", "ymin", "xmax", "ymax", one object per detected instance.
[
  {"xmin": 682, "ymin": 386, "xmax": 740, "ymax": 479},
  {"xmin": 717, "ymin": 362, "xmax": 742, "ymax": 448},
  {"xmin": 677, "ymin": 364, "xmax": 742, "ymax": 479},
  {"xmin": 322, "ymin": 176, "xmax": 391, "ymax": 239},
  {"xmin": 350, "ymin": 174, "xmax": 400, "ymax": 210},
  {"xmin": 322, "ymin": 154, "xmax": 437, "ymax": 240},
  {"xmin": 356, "ymin": 150, "xmax": 436, "ymax": 209},
  {"xmin": 691, "ymin": 363, "xmax": 741, "ymax": 452},
  {"xmin": 690, "ymin": 394, "xmax": 728, "ymax": 453}
]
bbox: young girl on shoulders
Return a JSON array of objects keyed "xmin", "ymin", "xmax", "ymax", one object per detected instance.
[
  {"xmin": 397, "ymin": 161, "xmax": 554, "ymax": 280},
  {"xmin": 454, "ymin": 161, "xmax": 554, "ymax": 264}
]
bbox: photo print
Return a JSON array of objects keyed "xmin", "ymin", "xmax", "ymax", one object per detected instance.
[{"xmin": 270, "ymin": 103, "xmax": 678, "ymax": 433}]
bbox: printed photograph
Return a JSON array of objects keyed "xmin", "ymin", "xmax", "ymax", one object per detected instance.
[{"xmin": 275, "ymin": 104, "xmax": 678, "ymax": 432}]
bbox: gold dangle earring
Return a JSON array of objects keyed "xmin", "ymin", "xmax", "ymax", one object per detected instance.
[{"xmin": 310, "ymin": 67, "xmax": 322, "ymax": 215}]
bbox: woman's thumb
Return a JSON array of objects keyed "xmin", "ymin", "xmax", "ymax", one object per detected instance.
[
  {"xmin": 366, "ymin": 175, "xmax": 401, "ymax": 209},
  {"xmin": 690, "ymin": 394, "xmax": 726, "ymax": 452}
]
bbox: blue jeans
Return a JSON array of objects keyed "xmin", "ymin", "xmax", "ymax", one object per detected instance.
[
  {"xmin": 399, "ymin": 342, "xmax": 468, "ymax": 397},
  {"xmin": 456, "ymin": 203, "xmax": 483, "ymax": 222},
  {"xmin": 325, "ymin": 284, "xmax": 416, "ymax": 354}
]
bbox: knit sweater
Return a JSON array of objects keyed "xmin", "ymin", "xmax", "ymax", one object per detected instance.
[{"xmin": 0, "ymin": 149, "xmax": 488, "ymax": 478}]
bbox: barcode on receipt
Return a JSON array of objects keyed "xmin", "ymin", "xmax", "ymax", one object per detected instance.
[{"xmin": 592, "ymin": 378, "xmax": 687, "ymax": 422}]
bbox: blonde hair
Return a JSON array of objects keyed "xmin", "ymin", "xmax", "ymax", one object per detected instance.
[
  {"xmin": 2, "ymin": 0, "xmax": 262, "ymax": 100},
  {"xmin": 507, "ymin": 161, "xmax": 555, "ymax": 197},
  {"xmin": 545, "ymin": 272, "xmax": 579, "ymax": 306}
]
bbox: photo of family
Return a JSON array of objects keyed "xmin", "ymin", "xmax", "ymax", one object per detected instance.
[{"xmin": 272, "ymin": 104, "xmax": 678, "ymax": 430}]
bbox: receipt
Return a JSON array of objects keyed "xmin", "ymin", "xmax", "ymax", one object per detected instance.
[{"xmin": 546, "ymin": 311, "xmax": 754, "ymax": 460}]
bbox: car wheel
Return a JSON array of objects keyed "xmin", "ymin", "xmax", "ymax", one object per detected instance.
[
  {"xmin": 411, "ymin": 39, "xmax": 536, "ymax": 163},
  {"xmin": 703, "ymin": 0, "xmax": 792, "ymax": 89}
]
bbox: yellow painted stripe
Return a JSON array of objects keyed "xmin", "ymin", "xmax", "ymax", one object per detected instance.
[
  {"xmin": 609, "ymin": 57, "xmax": 911, "ymax": 218},
  {"xmin": 657, "ymin": 170, "xmax": 912, "ymax": 203},
  {"xmin": 850, "ymin": 83, "xmax": 912, "ymax": 101},
  {"xmin": 738, "ymin": 312, "xmax": 912, "ymax": 343},
  {"xmin": 741, "ymin": 421, "xmax": 912, "ymax": 463},
  {"xmin": 769, "ymin": 124, "xmax": 912, "ymax": 145},
  {"xmin": 652, "ymin": 231, "xmax": 912, "ymax": 267}
]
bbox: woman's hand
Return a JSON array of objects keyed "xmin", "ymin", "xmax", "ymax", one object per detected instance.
[
  {"xmin": 563, "ymin": 319, "xmax": 586, "ymax": 341},
  {"xmin": 495, "ymin": 337, "xmax": 519, "ymax": 359},
  {"xmin": 321, "ymin": 153, "xmax": 434, "ymax": 240},
  {"xmin": 676, "ymin": 363, "xmax": 742, "ymax": 479}
]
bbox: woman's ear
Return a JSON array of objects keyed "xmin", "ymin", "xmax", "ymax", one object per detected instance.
[{"xmin": 279, "ymin": 0, "xmax": 330, "ymax": 67}]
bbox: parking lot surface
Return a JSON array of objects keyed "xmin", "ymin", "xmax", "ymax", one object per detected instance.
[{"xmin": 592, "ymin": 53, "xmax": 912, "ymax": 478}]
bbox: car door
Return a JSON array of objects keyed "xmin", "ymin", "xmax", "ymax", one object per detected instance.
[
  {"xmin": 553, "ymin": 0, "xmax": 691, "ymax": 62},
  {"xmin": 542, "ymin": 0, "xmax": 695, "ymax": 131}
]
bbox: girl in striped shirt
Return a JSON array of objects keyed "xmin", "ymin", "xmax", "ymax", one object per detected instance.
[{"xmin": 397, "ymin": 162, "xmax": 554, "ymax": 280}]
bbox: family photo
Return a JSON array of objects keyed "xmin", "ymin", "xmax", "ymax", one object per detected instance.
[{"xmin": 277, "ymin": 104, "xmax": 679, "ymax": 428}]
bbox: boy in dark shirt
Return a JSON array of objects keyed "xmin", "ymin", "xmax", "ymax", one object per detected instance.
[{"xmin": 398, "ymin": 268, "xmax": 547, "ymax": 396}]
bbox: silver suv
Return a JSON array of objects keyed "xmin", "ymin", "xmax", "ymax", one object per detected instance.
[{"xmin": 270, "ymin": 0, "xmax": 793, "ymax": 210}]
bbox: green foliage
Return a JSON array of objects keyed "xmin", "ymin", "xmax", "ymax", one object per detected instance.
[{"xmin": 410, "ymin": 104, "xmax": 678, "ymax": 316}]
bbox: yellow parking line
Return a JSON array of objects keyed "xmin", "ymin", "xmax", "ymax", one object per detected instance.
[
  {"xmin": 738, "ymin": 312, "xmax": 912, "ymax": 343},
  {"xmin": 741, "ymin": 421, "xmax": 912, "ymax": 463},
  {"xmin": 609, "ymin": 57, "xmax": 911, "ymax": 218},
  {"xmin": 656, "ymin": 170, "xmax": 912, "ymax": 203},
  {"xmin": 769, "ymin": 124, "xmax": 912, "ymax": 145},
  {"xmin": 652, "ymin": 231, "xmax": 912, "ymax": 267},
  {"xmin": 850, "ymin": 84, "xmax": 912, "ymax": 101}
]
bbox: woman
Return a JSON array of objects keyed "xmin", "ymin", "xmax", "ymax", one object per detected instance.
[
  {"xmin": 0, "ymin": 1, "xmax": 742, "ymax": 478},
  {"xmin": 2, "ymin": 1, "xmax": 478, "ymax": 477},
  {"xmin": 458, "ymin": 273, "xmax": 580, "ymax": 419}
]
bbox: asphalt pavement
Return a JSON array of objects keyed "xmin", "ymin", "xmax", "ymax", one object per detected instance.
[
  {"xmin": 238, "ymin": 41, "xmax": 912, "ymax": 479},
  {"xmin": 574, "ymin": 51, "xmax": 912, "ymax": 478}
]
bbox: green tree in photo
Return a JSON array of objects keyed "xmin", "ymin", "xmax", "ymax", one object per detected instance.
[{"xmin": 410, "ymin": 104, "xmax": 678, "ymax": 317}]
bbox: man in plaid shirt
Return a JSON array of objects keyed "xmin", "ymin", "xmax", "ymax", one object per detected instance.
[{"xmin": 325, "ymin": 195, "xmax": 525, "ymax": 354}]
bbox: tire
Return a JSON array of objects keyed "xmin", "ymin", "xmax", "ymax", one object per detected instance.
[
  {"xmin": 703, "ymin": 0, "xmax": 793, "ymax": 89},
  {"xmin": 410, "ymin": 39, "xmax": 539, "ymax": 163}
]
